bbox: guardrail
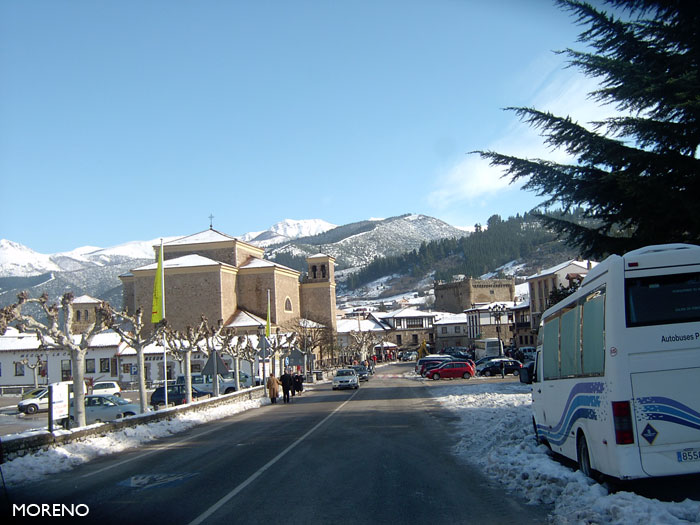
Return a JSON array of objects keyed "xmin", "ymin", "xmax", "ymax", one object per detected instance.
[{"xmin": 0, "ymin": 386, "xmax": 266, "ymax": 464}]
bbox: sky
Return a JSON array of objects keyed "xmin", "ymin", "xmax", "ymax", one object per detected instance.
[
  {"xmin": 3, "ymin": 377, "xmax": 698, "ymax": 523},
  {"xmin": 0, "ymin": 0, "xmax": 610, "ymax": 254}
]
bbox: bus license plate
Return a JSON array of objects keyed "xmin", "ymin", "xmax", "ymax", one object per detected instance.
[{"xmin": 677, "ymin": 448, "xmax": 700, "ymax": 463}]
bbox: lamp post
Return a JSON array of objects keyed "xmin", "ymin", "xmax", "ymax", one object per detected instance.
[
  {"xmin": 258, "ymin": 324, "xmax": 266, "ymax": 383},
  {"xmin": 489, "ymin": 303, "xmax": 507, "ymax": 357}
]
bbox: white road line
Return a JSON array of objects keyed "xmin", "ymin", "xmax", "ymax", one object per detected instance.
[
  {"xmin": 78, "ymin": 410, "xmax": 260, "ymax": 479},
  {"xmin": 187, "ymin": 389, "xmax": 360, "ymax": 525}
]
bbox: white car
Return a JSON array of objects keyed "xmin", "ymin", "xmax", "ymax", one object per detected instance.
[
  {"xmin": 332, "ymin": 369, "xmax": 359, "ymax": 390},
  {"xmin": 92, "ymin": 381, "xmax": 121, "ymax": 396}
]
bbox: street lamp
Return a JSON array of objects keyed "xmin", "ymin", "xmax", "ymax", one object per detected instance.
[
  {"xmin": 489, "ymin": 303, "xmax": 507, "ymax": 357},
  {"xmin": 258, "ymin": 324, "xmax": 266, "ymax": 382}
]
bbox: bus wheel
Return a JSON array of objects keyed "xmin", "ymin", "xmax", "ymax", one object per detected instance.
[{"xmin": 577, "ymin": 434, "xmax": 598, "ymax": 481}]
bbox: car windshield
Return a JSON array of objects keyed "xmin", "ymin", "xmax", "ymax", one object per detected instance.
[
  {"xmin": 336, "ymin": 370, "xmax": 354, "ymax": 376},
  {"xmin": 103, "ymin": 395, "xmax": 130, "ymax": 405}
]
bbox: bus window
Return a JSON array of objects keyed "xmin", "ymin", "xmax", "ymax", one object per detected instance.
[
  {"xmin": 560, "ymin": 306, "xmax": 582, "ymax": 377},
  {"xmin": 542, "ymin": 318, "xmax": 560, "ymax": 380},
  {"xmin": 582, "ymin": 291, "xmax": 605, "ymax": 375},
  {"xmin": 625, "ymin": 272, "xmax": 700, "ymax": 327}
]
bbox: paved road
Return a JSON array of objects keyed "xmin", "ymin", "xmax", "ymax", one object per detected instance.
[{"xmin": 3, "ymin": 364, "xmax": 550, "ymax": 524}]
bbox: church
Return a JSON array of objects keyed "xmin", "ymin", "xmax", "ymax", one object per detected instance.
[{"xmin": 119, "ymin": 228, "xmax": 337, "ymax": 337}]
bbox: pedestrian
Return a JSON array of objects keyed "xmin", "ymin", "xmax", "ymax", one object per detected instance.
[
  {"xmin": 293, "ymin": 371, "xmax": 304, "ymax": 396},
  {"xmin": 281, "ymin": 368, "xmax": 294, "ymax": 403},
  {"xmin": 500, "ymin": 360, "xmax": 505, "ymax": 379},
  {"xmin": 266, "ymin": 372, "xmax": 281, "ymax": 404}
]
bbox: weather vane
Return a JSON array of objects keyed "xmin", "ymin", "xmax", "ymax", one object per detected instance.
[{"xmin": 209, "ymin": 213, "xmax": 215, "ymax": 230}]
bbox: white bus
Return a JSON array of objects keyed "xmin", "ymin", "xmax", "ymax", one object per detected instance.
[
  {"xmin": 521, "ymin": 244, "xmax": 700, "ymax": 480},
  {"xmin": 474, "ymin": 338, "xmax": 503, "ymax": 360}
]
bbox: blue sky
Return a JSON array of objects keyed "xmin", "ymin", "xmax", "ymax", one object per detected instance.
[{"xmin": 1, "ymin": 0, "xmax": 605, "ymax": 254}]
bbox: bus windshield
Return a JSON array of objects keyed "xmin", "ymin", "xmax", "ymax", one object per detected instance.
[{"xmin": 625, "ymin": 272, "xmax": 700, "ymax": 327}]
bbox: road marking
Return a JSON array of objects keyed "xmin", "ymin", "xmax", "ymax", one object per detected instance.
[
  {"xmin": 187, "ymin": 389, "xmax": 360, "ymax": 525},
  {"xmin": 77, "ymin": 412, "xmax": 259, "ymax": 479}
]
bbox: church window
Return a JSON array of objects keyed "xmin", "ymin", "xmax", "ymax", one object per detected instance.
[
  {"xmin": 76, "ymin": 310, "xmax": 81, "ymax": 321},
  {"xmin": 285, "ymin": 297, "xmax": 293, "ymax": 312},
  {"xmin": 321, "ymin": 265, "xmax": 326, "ymax": 278},
  {"xmin": 312, "ymin": 265, "xmax": 317, "ymax": 279},
  {"xmin": 84, "ymin": 310, "xmax": 89, "ymax": 321}
]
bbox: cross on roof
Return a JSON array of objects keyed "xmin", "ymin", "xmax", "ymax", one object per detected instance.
[{"xmin": 208, "ymin": 213, "xmax": 215, "ymax": 229}]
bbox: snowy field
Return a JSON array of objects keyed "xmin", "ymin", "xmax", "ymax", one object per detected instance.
[
  {"xmin": 431, "ymin": 380, "xmax": 700, "ymax": 525},
  {"xmin": 2, "ymin": 379, "xmax": 699, "ymax": 524}
]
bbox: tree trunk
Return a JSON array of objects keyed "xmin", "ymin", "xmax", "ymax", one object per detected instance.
[
  {"xmin": 184, "ymin": 350, "xmax": 192, "ymax": 403},
  {"xmin": 136, "ymin": 344, "xmax": 148, "ymax": 413},
  {"xmin": 71, "ymin": 349, "xmax": 87, "ymax": 427}
]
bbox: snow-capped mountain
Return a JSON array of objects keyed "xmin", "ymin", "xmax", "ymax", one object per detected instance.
[
  {"xmin": 239, "ymin": 219, "xmax": 336, "ymax": 247},
  {"xmin": 0, "ymin": 215, "xmax": 467, "ymax": 308},
  {"xmin": 266, "ymin": 214, "xmax": 468, "ymax": 270}
]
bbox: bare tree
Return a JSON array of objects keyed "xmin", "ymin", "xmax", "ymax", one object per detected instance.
[
  {"xmin": 267, "ymin": 328, "xmax": 297, "ymax": 375},
  {"xmin": 282, "ymin": 317, "xmax": 326, "ymax": 374},
  {"xmin": 16, "ymin": 355, "xmax": 45, "ymax": 388},
  {"xmin": 0, "ymin": 292, "xmax": 106, "ymax": 427},
  {"xmin": 98, "ymin": 303, "xmax": 166, "ymax": 413},
  {"xmin": 163, "ymin": 317, "xmax": 207, "ymax": 404}
]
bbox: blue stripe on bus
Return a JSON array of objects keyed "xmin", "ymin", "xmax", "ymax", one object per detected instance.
[
  {"xmin": 535, "ymin": 382, "xmax": 604, "ymax": 447},
  {"xmin": 637, "ymin": 396, "xmax": 700, "ymax": 430}
]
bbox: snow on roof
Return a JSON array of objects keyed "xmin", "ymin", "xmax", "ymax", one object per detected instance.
[
  {"xmin": 165, "ymin": 228, "xmax": 239, "ymax": 246},
  {"xmin": 225, "ymin": 310, "xmax": 266, "ymax": 328},
  {"xmin": 133, "ymin": 254, "xmax": 224, "ymax": 271},
  {"xmin": 72, "ymin": 295, "xmax": 101, "ymax": 304},
  {"xmin": 0, "ymin": 330, "xmax": 42, "ymax": 351},
  {"xmin": 239, "ymin": 257, "xmax": 298, "ymax": 273},
  {"xmin": 375, "ymin": 308, "xmax": 436, "ymax": 319},
  {"xmin": 433, "ymin": 312, "xmax": 468, "ymax": 325},
  {"xmin": 465, "ymin": 301, "xmax": 516, "ymax": 312},
  {"xmin": 527, "ymin": 259, "xmax": 597, "ymax": 280},
  {"xmin": 307, "ymin": 253, "xmax": 334, "ymax": 260},
  {"xmin": 336, "ymin": 318, "xmax": 387, "ymax": 333}
]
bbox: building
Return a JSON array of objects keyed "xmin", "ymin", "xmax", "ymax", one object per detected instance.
[
  {"xmin": 527, "ymin": 259, "xmax": 595, "ymax": 329},
  {"xmin": 434, "ymin": 277, "xmax": 515, "ymax": 314},
  {"xmin": 464, "ymin": 301, "xmax": 516, "ymax": 347},
  {"xmin": 120, "ymin": 228, "xmax": 337, "ymax": 337},
  {"xmin": 433, "ymin": 312, "xmax": 469, "ymax": 352},
  {"xmin": 370, "ymin": 308, "xmax": 437, "ymax": 350}
]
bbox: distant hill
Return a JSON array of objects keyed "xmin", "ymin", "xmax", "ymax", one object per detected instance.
[{"xmin": 0, "ymin": 213, "xmax": 578, "ymax": 309}]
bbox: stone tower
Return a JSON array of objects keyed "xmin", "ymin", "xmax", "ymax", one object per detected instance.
[{"xmin": 300, "ymin": 253, "xmax": 337, "ymax": 331}]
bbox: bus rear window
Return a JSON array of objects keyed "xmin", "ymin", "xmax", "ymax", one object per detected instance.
[{"xmin": 625, "ymin": 272, "xmax": 700, "ymax": 327}]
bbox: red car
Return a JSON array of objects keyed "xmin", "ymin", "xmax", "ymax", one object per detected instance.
[{"xmin": 426, "ymin": 361, "xmax": 475, "ymax": 380}]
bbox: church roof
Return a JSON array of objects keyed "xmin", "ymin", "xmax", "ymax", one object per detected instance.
[
  {"xmin": 225, "ymin": 309, "xmax": 267, "ymax": 329},
  {"xmin": 239, "ymin": 257, "xmax": 299, "ymax": 274},
  {"xmin": 132, "ymin": 254, "xmax": 226, "ymax": 271},
  {"xmin": 73, "ymin": 294, "xmax": 102, "ymax": 304},
  {"xmin": 165, "ymin": 228, "xmax": 239, "ymax": 246}
]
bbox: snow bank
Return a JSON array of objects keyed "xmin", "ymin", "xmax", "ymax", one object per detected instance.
[
  {"xmin": 1, "ymin": 398, "xmax": 265, "ymax": 486},
  {"xmin": 432, "ymin": 382, "xmax": 700, "ymax": 524}
]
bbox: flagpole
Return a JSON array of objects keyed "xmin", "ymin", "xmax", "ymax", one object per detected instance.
[{"xmin": 160, "ymin": 240, "xmax": 167, "ymax": 407}]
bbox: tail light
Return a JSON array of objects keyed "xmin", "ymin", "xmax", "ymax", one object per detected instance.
[{"xmin": 612, "ymin": 401, "xmax": 634, "ymax": 444}]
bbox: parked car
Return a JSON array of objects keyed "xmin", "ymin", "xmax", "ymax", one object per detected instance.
[
  {"xmin": 68, "ymin": 394, "xmax": 142, "ymax": 425},
  {"xmin": 17, "ymin": 381, "xmax": 74, "ymax": 414},
  {"xmin": 21, "ymin": 387, "xmax": 47, "ymax": 400},
  {"xmin": 349, "ymin": 365, "xmax": 370, "ymax": 381},
  {"xmin": 415, "ymin": 355, "xmax": 451, "ymax": 375},
  {"xmin": 332, "ymin": 369, "xmax": 359, "ymax": 390},
  {"xmin": 426, "ymin": 360, "xmax": 475, "ymax": 380},
  {"xmin": 150, "ymin": 384, "xmax": 212, "ymax": 408},
  {"xmin": 477, "ymin": 358, "xmax": 523, "ymax": 377},
  {"xmin": 401, "ymin": 351, "xmax": 418, "ymax": 361},
  {"xmin": 176, "ymin": 373, "xmax": 239, "ymax": 394},
  {"xmin": 92, "ymin": 381, "xmax": 121, "ymax": 396},
  {"xmin": 418, "ymin": 359, "xmax": 449, "ymax": 376}
]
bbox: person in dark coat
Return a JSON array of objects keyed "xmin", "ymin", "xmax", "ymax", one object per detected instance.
[
  {"xmin": 280, "ymin": 369, "xmax": 294, "ymax": 403},
  {"xmin": 266, "ymin": 372, "xmax": 281, "ymax": 404},
  {"xmin": 293, "ymin": 372, "xmax": 304, "ymax": 397}
]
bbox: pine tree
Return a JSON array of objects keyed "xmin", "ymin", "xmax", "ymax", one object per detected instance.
[{"xmin": 477, "ymin": 0, "xmax": 700, "ymax": 257}]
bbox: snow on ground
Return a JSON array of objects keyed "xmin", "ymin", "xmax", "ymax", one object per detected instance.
[{"xmin": 430, "ymin": 381, "xmax": 700, "ymax": 524}]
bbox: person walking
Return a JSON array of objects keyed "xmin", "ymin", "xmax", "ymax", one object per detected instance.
[
  {"xmin": 293, "ymin": 371, "xmax": 304, "ymax": 397},
  {"xmin": 266, "ymin": 372, "xmax": 281, "ymax": 404},
  {"xmin": 281, "ymin": 369, "xmax": 294, "ymax": 403}
]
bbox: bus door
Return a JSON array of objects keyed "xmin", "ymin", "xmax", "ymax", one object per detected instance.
[{"xmin": 631, "ymin": 367, "xmax": 700, "ymax": 476}]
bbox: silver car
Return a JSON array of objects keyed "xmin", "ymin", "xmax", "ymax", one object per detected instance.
[
  {"xmin": 69, "ymin": 394, "xmax": 143, "ymax": 425},
  {"xmin": 332, "ymin": 369, "xmax": 359, "ymax": 390}
]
